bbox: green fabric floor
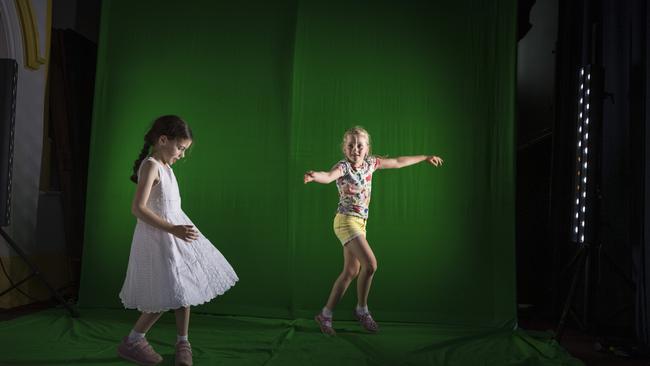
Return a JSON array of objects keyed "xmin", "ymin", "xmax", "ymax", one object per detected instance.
[{"xmin": 0, "ymin": 308, "xmax": 581, "ymax": 366}]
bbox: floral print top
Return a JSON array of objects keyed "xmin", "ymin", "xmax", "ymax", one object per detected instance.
[{"xmin": 335, "ymin": 156, "xmax": 381, "ymax": 219}]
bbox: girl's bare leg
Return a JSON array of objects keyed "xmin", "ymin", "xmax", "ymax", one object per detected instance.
[
  {"xmin": 345, "ymin": 235, "xmax": 377, "ymax": 308},
  {"xmin": 324, "ymin": 243, "xmax": 361, "ymax": 310},
  {"xmin": 133, "ymin": 312, "xmax": 165, "ymax": 333},
  {"xmin": 174, "ymin": 307, "xmax": 190, "ymax": 337}
]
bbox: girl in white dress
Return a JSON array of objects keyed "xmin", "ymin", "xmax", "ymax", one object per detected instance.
[{"xmin": 117, "ymin": 115, "xmax": 238, "ymax": 366}]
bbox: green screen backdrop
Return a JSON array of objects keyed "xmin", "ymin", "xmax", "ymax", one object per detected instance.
[{"xmin": 79, "ymin": 0, "xmax": 516, "ymax": 327}]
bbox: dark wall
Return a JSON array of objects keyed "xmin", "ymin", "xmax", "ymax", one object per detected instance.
[{"xmin": 516, "ymin": 0, "xmax": 557, "ymax": 311}]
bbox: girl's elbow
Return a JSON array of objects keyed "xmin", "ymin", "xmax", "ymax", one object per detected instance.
[{"xmin": 131, "ymin": 205, "xmax": 144, "ymax": 217}]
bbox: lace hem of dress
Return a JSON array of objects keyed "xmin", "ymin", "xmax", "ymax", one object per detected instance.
[{"xmin": 119, "ymin": 277, "xmax": 238, "ymax": 313}]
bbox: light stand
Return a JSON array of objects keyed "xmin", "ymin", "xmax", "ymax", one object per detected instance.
[
  {"xmin": 0, "ymin": 228, "xmax": 79, "ymax": 317},
  {"xmin": 555, "ymin": 64, "xmax": 603, "ymax": 341},
  {"xmin": 0, "ymin": 59, "xmax": 78, "ymax": 317}
]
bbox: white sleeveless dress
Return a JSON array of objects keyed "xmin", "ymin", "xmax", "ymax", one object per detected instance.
[{"xmin": 119, "ymin": 157, "xmax": 238, "ymax": 313}]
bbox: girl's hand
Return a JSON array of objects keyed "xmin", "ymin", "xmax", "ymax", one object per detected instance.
[
  {"xmin": 170, "ymin": 225, "xmax": 199, "ymax": 242},
  {"xmin": 427, "ymin": 156, "xmax": 444, "ymax": 167},
  {"xmin": 304, "ymin": 171, "xmax": 316, "ymax": 184}
]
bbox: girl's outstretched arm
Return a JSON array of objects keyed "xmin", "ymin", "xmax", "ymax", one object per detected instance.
[
  {"xmin": 304, "ymin": 164, "xmax": 344, "ymax": 184},
  {"xmin": 379, "ymin": 155, "xmax": 444, "ymax": 169},
  {"xmin": 132, "ymin": 160, "xmax": 198, "ymax": 241}
]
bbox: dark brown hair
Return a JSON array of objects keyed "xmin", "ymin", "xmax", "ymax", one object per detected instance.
[{"xmin": 130, "ymin": 115, "xmax": 193, "ymax": 183}]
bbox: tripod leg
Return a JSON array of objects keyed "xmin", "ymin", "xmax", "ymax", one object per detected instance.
[
  {"xmin": 555, "ymin": 245, "xmax": 587, "ymax": 342},
  {"xmin": 0, "ymin": 228, "xmax": 79, "ymax": 317},
  {"xmin": 0, "ymin": 272, "xmax": 35, "ymax": 297},
  {"xmin": 583, "ymin": 245, "xmax": 591, "ymax": 329}
]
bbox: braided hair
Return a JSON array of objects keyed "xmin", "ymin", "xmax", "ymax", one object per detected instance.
[{"xmin": 130, "ymin": 115, "xmax": 193, "ymax": 183}]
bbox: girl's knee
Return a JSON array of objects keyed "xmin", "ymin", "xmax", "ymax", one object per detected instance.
[
  {"xmin": 341, "ymin": 267, "xmax": 360, "ymax": 282},
  {"xmin": 363, "ymin": 261, "xmax": 377, "ymax": 275}
]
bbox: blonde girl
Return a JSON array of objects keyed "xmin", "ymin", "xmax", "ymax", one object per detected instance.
[{"xmin": 304, "ymin": 126, "xmax": 443, "ymax": 335}]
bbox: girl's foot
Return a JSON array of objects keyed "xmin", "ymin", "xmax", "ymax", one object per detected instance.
[
  {"xmin": 175, "ymin": 340, "xmax": 193, "ymax": 366},
  {"xmin": 117, "ymin": 337, "xmax": 163, "ymax": 365},
  {"xmin": 315, "ymin": 313, "xmax": 336, "ymax": 335},
  {"xmin": 354, "ymin": 311, "xmax": 379, "ymax": 333}
]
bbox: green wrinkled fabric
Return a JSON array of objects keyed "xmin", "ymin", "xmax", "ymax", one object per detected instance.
[{"xmin": 0, "ymin": 309, "xmax": 582, "ymax": 365}]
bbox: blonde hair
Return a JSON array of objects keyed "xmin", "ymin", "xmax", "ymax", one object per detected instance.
[{"xmin": 341, "ymin": 126, "xmax": 372, "ymax": 156}]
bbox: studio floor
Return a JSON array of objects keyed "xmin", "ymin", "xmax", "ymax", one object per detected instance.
[{"xmin": 0, "ymin": 305, "xmax": 581, "ymax": 366}]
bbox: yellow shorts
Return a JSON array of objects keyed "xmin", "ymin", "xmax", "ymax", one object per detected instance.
[{"xmin": 333, "ymin": 213, "xmax": 367, "ymax": 246}]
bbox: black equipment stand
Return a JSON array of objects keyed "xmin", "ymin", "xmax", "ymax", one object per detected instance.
[
  {"xmin": 0, "ymin": 228, "xmax": 79, "ymax": 317},
  {"xmin": 554, "ymin": 240, "xmax": 595, "ymax": 342}
]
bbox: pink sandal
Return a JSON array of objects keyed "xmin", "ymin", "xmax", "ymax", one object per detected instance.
[
  {"xmin": 315, "ymin": 313, "xmax": 336, "ymax": 335},
  {"xmin": 355, "ymin": 311, "xmax": 379, "ymax": 333},
  {"xmin": 175, "ymin": 340, "xmax": 193, "ymax": 366},
  {"xmin": 117, "ymin": 337, "xmax": 163, "ymax": 365}
]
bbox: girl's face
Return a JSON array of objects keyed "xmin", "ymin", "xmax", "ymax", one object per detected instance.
[
  {"xmin": 157, "ymin": 136, "xmax": 192, "ymax": 165},
  {"xmin": 343, "ymin": 133, "xmax": 369, "ymax": 166}
]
